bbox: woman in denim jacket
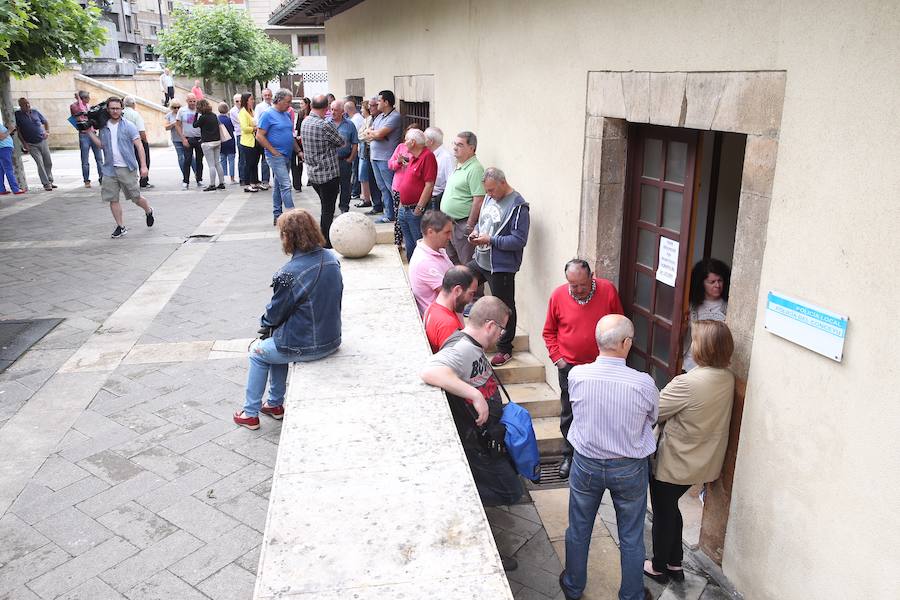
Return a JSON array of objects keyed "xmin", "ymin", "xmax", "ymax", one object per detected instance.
[{"xmin": 234, "ymin": 209, "xmax": 343, "ymax": 429}]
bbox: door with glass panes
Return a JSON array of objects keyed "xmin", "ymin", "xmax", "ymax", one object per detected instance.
[{"xmin": 621, "ymin": 126, "xmax": 698, "ymax": 389}]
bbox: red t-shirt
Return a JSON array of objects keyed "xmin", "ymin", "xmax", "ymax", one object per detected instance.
[
  {"xmin": 397, "ymin": 147, "xmax": 437, "ymax": 206},
  {"xmin": 423, "ymin": 301, "xmax": 464, "ymax": 353},
  {"xmin": 542, "ymin": 278, "xmax": 624, "ymax": 365}
]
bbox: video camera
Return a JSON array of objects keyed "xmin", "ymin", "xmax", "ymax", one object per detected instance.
[{"xmin": 84, "ymin": 101, "xmax": 110, "ymax": 131}]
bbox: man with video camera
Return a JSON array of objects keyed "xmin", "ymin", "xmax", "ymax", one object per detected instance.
[{"xmin": 86, "ymin": 97, "xmax": 155, "ymax": 239}]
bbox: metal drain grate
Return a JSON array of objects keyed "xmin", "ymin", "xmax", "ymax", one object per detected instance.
[
  {"xmin": 185, "ymin": 234, "xmax": 215, "ymax": 244},
  {"xmin": 525, "ymin": 457, "xmax": 569, "ymax": 490}
]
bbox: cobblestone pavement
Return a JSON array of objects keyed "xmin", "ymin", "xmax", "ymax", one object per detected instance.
[{"xmin": 0, "ymin": 149, "xmax": 300, "ymax": 600}]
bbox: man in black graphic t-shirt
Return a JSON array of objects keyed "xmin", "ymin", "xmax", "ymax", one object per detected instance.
[{"xmin": 421, "ymin": 296, "xmax": 523, "ymax": 507}]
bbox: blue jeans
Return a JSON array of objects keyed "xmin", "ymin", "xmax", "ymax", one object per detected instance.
[
  {"xmin": 260, "ymin": 153, "xmax": 270, "ymax": 183},
  {"xmin": 221, "ymin": 152, "xmax": 235, "ymax": 178},
  {"xmin": 78, "ymin": 133, "xmax": 102, "ymax": 183},
  {"xmin": 563, "ymin": 453, "xmax": 648, "ymax": 600},
  {"xmin": 351, "ymin": 154, "xmax": 360, "ymax": 196},
  {"xmin": 243, "ymin": 338, "xmax": 336, "ymax": 417},
  {"xmin": 268, "ymin": 153, "xmax": 294, "ymax": 218},
  {"xmin": 173, "ymin": 141, "xmax": 199, "ymax": 179},
  {"xmin": 397, "ymin": 205, "xmax": 423, "ymax": 259},
  {"xmin": 0, "ymin": 147, "xmax": 21, "ymax": 192},
  {"xmin": 371, "ymin": 159, "xmax": 395, "ymax": 219}
]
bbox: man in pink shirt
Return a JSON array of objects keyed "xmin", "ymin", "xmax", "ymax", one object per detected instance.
[{"xmin": 408, "ymin": 210, "xmax": 455, "ymax": 315}]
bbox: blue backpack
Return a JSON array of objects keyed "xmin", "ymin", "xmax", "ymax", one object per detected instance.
[{"xmin": 495, "ymin": 377, "xmax": 541, "ymax": 482}]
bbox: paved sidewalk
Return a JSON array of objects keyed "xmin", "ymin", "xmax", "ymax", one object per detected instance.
[{"xmin": 0, "ymin": 148, "xmax": 302, "ymax": 600}]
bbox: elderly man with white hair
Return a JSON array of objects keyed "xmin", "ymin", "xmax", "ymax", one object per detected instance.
[
  {"xmin": 122, "ymin": 96, "xmax": 152, "ymax": 188},
  {"xmin": 559, "ymin": 313, "xmax": 658, "ymax": 600},
  {"xmin": 395, "ymin": 127, "xmax": 438, "ymax": 259},
  {"xmin": 424, "ymin": 126, "xmax": 455, "ymax": 211}
]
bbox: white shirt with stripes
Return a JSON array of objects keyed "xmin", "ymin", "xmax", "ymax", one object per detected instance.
[{"xmin": 567, "ymin": 356, "xmax": 659, "ymax": 460}]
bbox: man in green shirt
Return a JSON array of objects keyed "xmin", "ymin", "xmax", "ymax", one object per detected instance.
[{"xmin": 441, "ymin": 131, "xmax": 485, "ymax": 265}]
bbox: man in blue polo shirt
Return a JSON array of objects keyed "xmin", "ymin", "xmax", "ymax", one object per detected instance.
[
  {"xmin": 14, "ymin": 97, "xmax": 55, "ymax": 191},
  {"xmin": 257, "ymin": 89, "xmax": 301, "ymax": 226},
  {"xmin": 328, "ymin": 99, "xmax": 358, "ymax": 214},
  {"xmin": 364, "ymin": 89, "xmax": 402, "ymax": 222}
]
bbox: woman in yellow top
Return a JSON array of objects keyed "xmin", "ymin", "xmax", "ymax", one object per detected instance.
[
  {"xmin": 644, "ymin": 320, "xmax": 735, "ymax": 585},
  {"xmin": 239, "ymin": 93, "xmax": 260, "ymax": 193}
]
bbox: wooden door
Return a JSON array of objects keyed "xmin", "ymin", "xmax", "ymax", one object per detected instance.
[{"xmin": 621, "ymin": 125, "xmax": 699, "ymax": 389}]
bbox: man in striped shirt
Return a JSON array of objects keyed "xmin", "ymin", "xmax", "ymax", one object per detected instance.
[{"xmin": 559, "ymin": 314, "xmax": 657, "ymax": 600}]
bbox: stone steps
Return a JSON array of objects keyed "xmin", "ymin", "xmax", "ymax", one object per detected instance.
[
  {"xmin": 493, "ymin": 351, "xmax": 546, "ymax": 385},
  {"xmin": 533, "ymin": 416, "xmax": 568, "ymax": 456},
  {"xmin": 487, "ymin": 328, "xmax": 529, "ymax": 353},
  {"xmin": 502, "ymin": 382, "xmax": 560, "ymax": 419}
]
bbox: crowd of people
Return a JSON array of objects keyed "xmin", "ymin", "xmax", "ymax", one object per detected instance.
[
  {"xmin": 4, "ymin": 78, "xmax": 738, "ymax": 598},
  {"xmin": 217, "ymin": 85, "xmax": 738, "ymax": 600}
]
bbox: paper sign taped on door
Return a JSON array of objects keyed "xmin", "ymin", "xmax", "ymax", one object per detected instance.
[{"xmin": 656, "ymin": 237, "xmax": 678, "ymax": 287}]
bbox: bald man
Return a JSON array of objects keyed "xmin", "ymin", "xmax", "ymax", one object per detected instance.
[{"xmin": 559, "ymin": 314, "xmax": 657, "ymax": 600}]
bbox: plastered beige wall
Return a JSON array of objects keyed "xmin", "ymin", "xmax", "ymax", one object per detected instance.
[{"xmin": 325, "ymin": 1, "xmax": 900, "ymax": 598}]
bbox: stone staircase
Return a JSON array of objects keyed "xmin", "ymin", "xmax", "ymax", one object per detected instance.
[{"xmin": 490, "ymin": 330, "xmax": 567, "ymax": 457}]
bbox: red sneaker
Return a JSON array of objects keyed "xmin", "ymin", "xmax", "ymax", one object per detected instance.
[
  {"xmin": 260, "ymin": 404, "xmax": 284, "ymax": 420},
  {"xmin": 0, "ymin": 191, "xmax": 9, "ymax": 196},
  {"xmin": 13, "ymin": 190, "xmax": 25, "ymax": 195},
  {"xmin": 233, "ymin": 411, "xmax": 260, "ymax": 430},
  {"xmin": 490, "ymin": 352, "xmax": 512, "ymax": 367}
]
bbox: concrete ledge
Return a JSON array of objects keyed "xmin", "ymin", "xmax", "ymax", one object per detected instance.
[{"xmin": 254, "ymin": 244, "xmax": 513, "ymax": 599}]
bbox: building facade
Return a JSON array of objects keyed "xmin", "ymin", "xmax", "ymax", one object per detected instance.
[{"xmin": 279, "ymin": 1, "xmax": 900, "ymax": 599}]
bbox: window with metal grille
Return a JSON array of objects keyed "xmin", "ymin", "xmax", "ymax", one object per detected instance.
[
  {"xmin": 400, "ymin": 101, "xmax": 430, "ymax": 131},
  {"xmin": 345, "ymin": 78, "xmax": 364, "ymax": 99}
]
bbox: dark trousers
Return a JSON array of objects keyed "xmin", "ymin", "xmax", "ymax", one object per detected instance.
[
  {"xmin": 312, "ymin": 177, "xmax": 340, "ymax": 246},
  {"xmin": 139, "ymin": 140, "xmax": 150, "ymax": 186},
  {"xmin": 181, "ymin": 137, "xmax": 203, "ymax": 184},
  {"xmin": 430, "ymin": 191, "xmax": 443, "ymax": 212},
  {"xmin": 465, "ymin": 447, "xmax": 523, "ymax": 507},
  {"xmin": 558, "ymin": 363, "xmax": 575, "ymax": 456},
  {"xmin": 337, "ymin": 158, "xmax": 353, "ymax": 213},
  {"xmin": 237, "ymin": 144, "xmax": 247, "ymax": 185},
  {"xmin": 466, "ymin": 260, "xmax": 517, "ymax": 355},
  {"xmin": 291, "ymin": 152, "xmax": 303, "ymax": 190},
  {"xmin": 649, "ymin": 477, "xmax": 691, "ymax": 572},
  {"xmin": 242, "ymin": 143, "xmax": 260, "ymax": 185},
  {"xmin": 164, "ymin": 86, "xmax": 174, "ymax": 106}
]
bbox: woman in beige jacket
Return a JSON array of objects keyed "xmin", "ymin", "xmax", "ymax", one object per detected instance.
[{"xmin": 644, "ymin": 320, "xmax": 735, "ymax": 584}]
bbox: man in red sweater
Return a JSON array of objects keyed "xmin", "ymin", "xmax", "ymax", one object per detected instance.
[
  {"xmin": 542, "ymin": 258, "xmax": 623, "ymax": 479},
  {"xmin": 423, "ymin": 266, "xmax": 478, "ymax": 352}
]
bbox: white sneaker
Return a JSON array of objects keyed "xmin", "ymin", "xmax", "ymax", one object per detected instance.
[
  {"xmin": 181, "ymin": 182, "xmax": 189, "ymax": 190},
  {"xmin": 196, "ymin": 180, "xmax": 204, "ymax": 188}
]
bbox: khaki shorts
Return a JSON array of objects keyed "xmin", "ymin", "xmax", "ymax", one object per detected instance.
[{"xmin": 101, "ymin": 166, "xmax": 141, "ymax": 203}]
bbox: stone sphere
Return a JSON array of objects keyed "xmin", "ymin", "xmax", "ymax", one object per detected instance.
[{"xmin": 329, "ymin": 211, "xmax": 377, "ymax": 258}]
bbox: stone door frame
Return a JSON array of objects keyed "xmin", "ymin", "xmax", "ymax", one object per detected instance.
[{"xmin": 577, "ymin": 70, "xmax": 786, "ymax": 562}]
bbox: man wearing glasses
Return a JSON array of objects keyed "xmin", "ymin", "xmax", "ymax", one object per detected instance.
[
  {"xmin": 87, "ymin": 97, "xmax": 154, "ymax": 239},
  {"xmin": 559, "ymin": 314, "xmax": 657, "ymax": 600},
  {"xmin": 420, "ymin": 296, "xmax": 522, "ymax": 571}
]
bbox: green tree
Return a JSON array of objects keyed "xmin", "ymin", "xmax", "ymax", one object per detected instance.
[
  {"xmin": 0, "ymin": 0, "xmax": 105, "ymax": 189},
  {"xmin": 159, "ymin": 5, "xmax": 295, "ymax": 90}
]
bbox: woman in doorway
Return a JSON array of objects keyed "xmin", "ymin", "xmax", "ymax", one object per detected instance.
[
  {"xmin": 239, "ymin": 93, "xmax": 260, "ymax": 193},
  {"xmin": 644, "ymin": 320, "xmax": 735, "ymax": 584},
  {"xmin": 682, "ymin": 258, "xmax": 731, "ymax": 371},
  {"xmin": 233, "ymin": 209, "xmax": 343, "ymax": 430},
  {"xmin": 195, "ymin": 99, "xmax": 225, "ymax": 191}
]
